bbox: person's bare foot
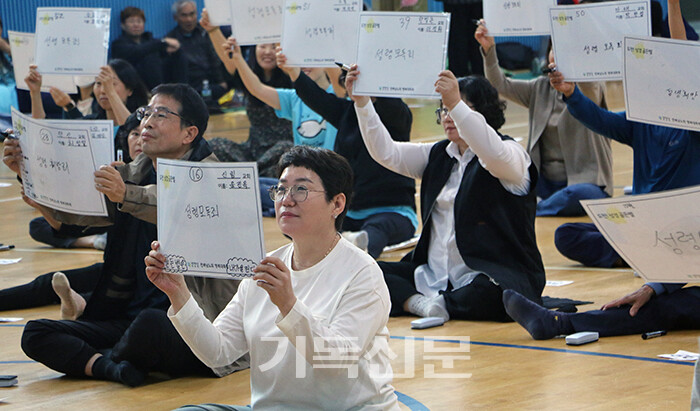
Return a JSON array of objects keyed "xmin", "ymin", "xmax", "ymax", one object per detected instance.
[{"xmin": 52, "ymin": 272, "xmax": 86, "ymax": 320}]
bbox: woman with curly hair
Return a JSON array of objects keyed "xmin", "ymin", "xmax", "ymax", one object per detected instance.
[{"xmin": 348, "ymin": 67, "xmax": 545, "ymax": 324}]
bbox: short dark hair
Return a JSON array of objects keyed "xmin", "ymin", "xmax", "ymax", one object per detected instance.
[
  {"xmin": 120, "ymin": 7, "xmax": 145, "ymax": 24},
  {"xmin": 108, "ymin": 59, "xmax": 150, "ymax": 112},
  {"xmin": 458, "ymin": 76, "xmax": 507, "ymax": 131},
  {"xmin": 277, "ymin": 146, "xmax": 354, "ymax": 231},
  {"xmin": 151, "ymin": 83, "xmax": 209, "ymax": 142},
  {"xmin": 115, "ymin": 111, "xmax": 141, "ymax": 163}
]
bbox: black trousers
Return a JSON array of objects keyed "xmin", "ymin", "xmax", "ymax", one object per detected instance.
[
  {"xmin": 569, "ymin": 287, "xmax": 700, "ymax": 337},
  {"xmin": 444, "ymin": 2, "xmax": 484, "ymax": 77},
  {"xmin": 21, "ymin": 308, "xmax": 212, "ymax": 378},
  {"xmin": 111, "ymin": 308, "xmax": 212, "ymax": 377},
  {"xmin": 21, "ymin": 318, "xmax": 131, "ymax": 376},
  {"xmin": 0, "ymin": 263, "xmax": 102, "ymax": 311},
  {"xmin": 378, "ymin": 260, "xmax": 511, "ymax": 322},
  {"xmin": 343, "ymin": 212, "xmax": 415, "ymax": 258},
  {"xmin": 29, "ymin": 217, "xmax": 107, "ymax": 248}
]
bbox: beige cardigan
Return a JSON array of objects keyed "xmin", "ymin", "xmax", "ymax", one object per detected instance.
[{"xmin": 481, "ymin": 46, "xmax": 613, "ymax": 195}]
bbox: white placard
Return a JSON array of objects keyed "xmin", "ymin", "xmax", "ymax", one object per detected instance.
[
  {"xmin": 623, "ymin": 36, "xmax": 700, "ymax": 132},
  {"xmin": 34, "ymin": 8, "xmax": 110, "ymax": 76},
  {"xmin": 581, "ymin": 185, "xmax": 700, "ymax": 283},
  {"xmin": 11, "ymin": 108, "xmax": 114, "ymax": 216},
  {"xmin": 546, "ymin": 280, "xmax": 574, "ymax": 287},
  {"xmin": 353, "ymin": 12, "xmax": 450, "ymax": 99},
  {"xmin": 204, "ymin": 0, "xmax": 232, "ymax": 26},
  {"xmin": 281, "ymin": 0, "xmax": 361, "ymax": 67},
  {"xmin": 549, "ymin": 0, "xmax": 650, "ymax": 82},
  {"xmin": 483, "ymin": 0, "xmax": 556, "ymax": 36},
  {"xmin": 8, "ymin": 31, "xmax": 76, "ymax": 93},
  {"xmin": 157, "ymin": 159, "xmax": 265, "ymax": 280},
  {"xmin": 0, "ymin": 259, "xmax": 22, "ymax": 266},
  {"xmin": 230, "ymin": 0, "xmax": 284, "ymax": 45}
]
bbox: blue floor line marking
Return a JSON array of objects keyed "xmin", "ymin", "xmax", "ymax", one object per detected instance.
[
  {"xmin": 395, "ymin": 391, "xmax": 430, "ymax": 411},
  {"xmin": 390, "ymin": 336, "xmax": 695, "ymax": 366},
  {"xmin": 0, "ymin": 361, "xmax": 35, "ymax": 364},
  {"xmin": 0, "ymin": 324, "xmax": 26, "ymax": 327}
]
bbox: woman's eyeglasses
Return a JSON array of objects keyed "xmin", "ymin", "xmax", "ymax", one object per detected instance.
[
  {"xmin": 268, "ymin": 185, "xmax": 326, "ymax": 202},
  {"xmin": 435, "ymin": 107, "xmax": 449, "ymax": 124}
]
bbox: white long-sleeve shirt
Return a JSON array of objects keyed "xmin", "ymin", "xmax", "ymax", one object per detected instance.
[
  {"xmin": 169, "ymin": 238, "xmax": 399, "ymax": 410},
  {"xmin": 355, "ymin": 99, "xmax": 532, "ymax": 297}
]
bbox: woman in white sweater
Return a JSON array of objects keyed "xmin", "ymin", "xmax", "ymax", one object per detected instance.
[{"xmin": 144, "ymin": 145, "xmax": 399, "ymax": 410}]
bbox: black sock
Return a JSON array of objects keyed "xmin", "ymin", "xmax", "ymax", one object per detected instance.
[
  {"xmin": 91, "ymin": 356, "xmax": 146, "ymax": 387},
  {"xmin": 503, "ymin": 290, "xmax": 574, "ymax": 340}
]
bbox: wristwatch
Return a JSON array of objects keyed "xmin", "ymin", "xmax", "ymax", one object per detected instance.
[{"xmin": 63, "ymin": 102, "xmax": 76, "ymax": 112}]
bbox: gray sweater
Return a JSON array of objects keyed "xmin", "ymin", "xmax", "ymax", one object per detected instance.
[{"xmin": 481, "ymin": 46, "xmax": 613, "ymax": 195}]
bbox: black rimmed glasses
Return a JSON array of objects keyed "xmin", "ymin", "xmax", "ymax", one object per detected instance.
[
  {"xmin": 136, "ymin": 106, "xmax": 193, "ymax": 126},
  {"xmin": 435, "ymin": 107, "xmax": 449, "ymax": 124},
  {"xmin": 268, "ymin": 185, "xmax": 326, "ymax": 202}
]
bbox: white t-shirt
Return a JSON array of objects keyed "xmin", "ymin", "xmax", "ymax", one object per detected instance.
[{"xmin": 170, "ymin": 238, "xmax": 399, "ymax": 410}]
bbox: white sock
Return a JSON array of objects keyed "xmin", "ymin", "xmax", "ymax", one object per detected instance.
[{"xmin": 434, "ymin": 294, "xmax": 447, "ymax": 313}]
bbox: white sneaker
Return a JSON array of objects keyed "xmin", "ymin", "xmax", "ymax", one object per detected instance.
[
  {"xmin": 405, "ymin": 294, "xmax": 449, "ymax": 322},
  {"xmin": 341, "ymin": 230, "xmax": 369, "ymax": 252}
]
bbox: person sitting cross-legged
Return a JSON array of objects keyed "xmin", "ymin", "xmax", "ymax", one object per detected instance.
[
  {"xmin": 145, "ymin": 145, "xmax": 400, "ymax": 410},
  {"xmin": 6, "ymin": 84, "xmax": 242, "ymax": 386},
  {"xmin": 348, "ymin": 65, "xmax": 545, "ymax": 323}
]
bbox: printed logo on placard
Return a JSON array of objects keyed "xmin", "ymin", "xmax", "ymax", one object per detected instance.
[
  {"xmin": 630, "ymin": 42, "xmax": 651, "ymax": 59},
  {"xmin": 14, "ymin": 118, "xmax": 26, "ymax": 137},
  {"xmin": 603, "ymin": 207, "xmax": 627, "ymax": 224},
  {"xmin": 161, "ymin": 168, "xmax": 174, "ymax": 189},
  {"xmin": 11, "ymin": 37, "xmax": 28, "ymax": 47},
  {"xmin": 364, "ymin": 18, "xmax": 377, "ymax": 33},
  {"xmin": 555, "ymin": 12, "xmax": 571, "ymax": 26}
]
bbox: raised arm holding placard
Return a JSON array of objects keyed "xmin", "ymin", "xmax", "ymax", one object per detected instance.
[
  {"xmin": 34, "ymin": 8, "xmax": 110, "ymax": 76},
  {"xmin": 549, "ymin": 0, "xmax": 651, "ymax": 82},
  {"xmin": 352, "ymin": 12, "xmax": 450, "ymax": 99}
]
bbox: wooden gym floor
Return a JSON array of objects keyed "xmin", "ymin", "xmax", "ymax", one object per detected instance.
[{"xmin": 0, "ymin": 82, "xmax": 697, "ymax": 410}]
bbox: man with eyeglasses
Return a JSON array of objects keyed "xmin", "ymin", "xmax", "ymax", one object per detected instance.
[{"xmin": 11, "ymin": 83, "xmax": 244, "ymax": 386}]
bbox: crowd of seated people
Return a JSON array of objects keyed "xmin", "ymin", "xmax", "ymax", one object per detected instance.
[
  {"xmin": 198, "ymin": 8, "xmax": 294, "ymax": 179},
  {"xmin": 167, "ymin": 0, "xmax": 228, "ymax": 103},
  {"xmin": 111, "ymin": 6, "xmax": 188, "ymax": 91},
  {"xmin": 0, "ymin": 0, "xmax": 698, "ymax": 407},
  {"xmin": 22, "ymin": 59, "xmax": 149, "ymax": 251}
]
